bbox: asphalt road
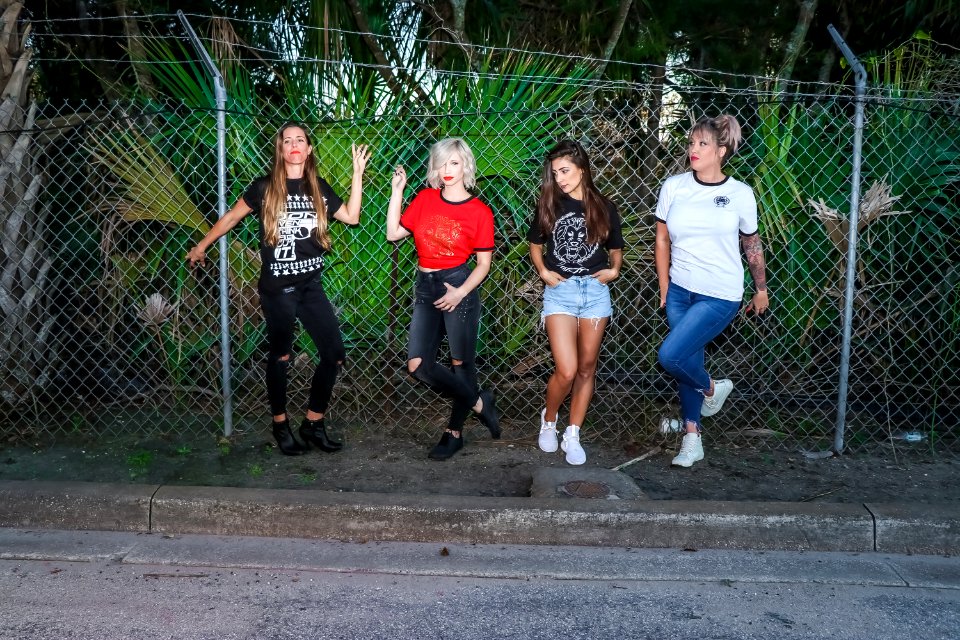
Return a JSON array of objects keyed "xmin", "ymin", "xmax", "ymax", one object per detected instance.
[{"xmin": 1, "ymin": 529, "xmax": 958, "ymax": 639}]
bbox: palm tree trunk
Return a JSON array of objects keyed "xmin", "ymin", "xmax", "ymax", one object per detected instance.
[{"xmin": 0, "ymin": 0, "xmax": 55, "ymax": 413}]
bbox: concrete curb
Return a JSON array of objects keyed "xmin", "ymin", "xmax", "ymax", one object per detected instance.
[{"xmin": 1, "ymin": 481, "xmax": 957, "ymax": 553}]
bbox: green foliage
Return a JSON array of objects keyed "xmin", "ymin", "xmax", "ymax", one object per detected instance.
[{"xmin": 126, "ymin": 450, "xmax": 153, "ymax": 479}]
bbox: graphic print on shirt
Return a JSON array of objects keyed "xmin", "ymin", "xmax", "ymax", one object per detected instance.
[
  {"xmin": 270, "ymin": 193, "xmax": 327, "ymax": 278},
  {"xmin": 422, "ymin": 213, "xmax": 462, "ymax": 259},
  {"xmin": 551, "ymin": 211, "xmax": 597, "ymax": 274}
]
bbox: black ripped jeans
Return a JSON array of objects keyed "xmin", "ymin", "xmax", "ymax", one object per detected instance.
[
  {"xmin": 259, "ymin": 273, "xmax": 345, "ymax": 417},
  {"xmin": 406, "ymin": 264, "xmax": 481, "ymax": 431}
]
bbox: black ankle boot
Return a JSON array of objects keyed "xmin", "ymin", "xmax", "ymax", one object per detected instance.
[
  {"xmin": 299, "ymin": 418, "xmax": 343, "ymax": 453},
  {"xmin": 272, "ymin": 419, "xmax": 308, "ymax": 456},
  {"xmin": 475, "ymin": 389, "xmax": 501, "ymax": 439}
]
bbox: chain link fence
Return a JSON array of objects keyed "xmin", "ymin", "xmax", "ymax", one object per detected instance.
[{"xmin": 4, "ymin": 37, "xmax": 959, "ymax": 457}]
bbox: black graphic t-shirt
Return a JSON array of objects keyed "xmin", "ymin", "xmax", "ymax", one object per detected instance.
[
  {"xmin": 526, "ymin": 194, "xmax": 625, "ymax": 278},
  {"xmin": 242, "ymin": 176, "xmax": 343, "ymax": 293}
]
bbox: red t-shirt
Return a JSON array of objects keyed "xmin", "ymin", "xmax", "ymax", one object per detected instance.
[{"xmin": 400, "ymin": 189, "xmax": 495, "ymax": 269}]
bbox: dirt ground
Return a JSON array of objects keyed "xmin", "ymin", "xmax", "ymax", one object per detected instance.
[{"xmin": 1, "ymin": 420, "xmax": 957, "ymax": 505}]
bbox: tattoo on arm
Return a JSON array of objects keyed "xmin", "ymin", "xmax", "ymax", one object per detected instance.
[{"xmin": 741, "ymin": 234, "xmax": 767, "ymax": 291}]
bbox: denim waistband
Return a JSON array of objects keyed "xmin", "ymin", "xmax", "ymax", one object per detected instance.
[{"xmin": 416, "ymin": 263, "xmax": 469, "ymax": 278}]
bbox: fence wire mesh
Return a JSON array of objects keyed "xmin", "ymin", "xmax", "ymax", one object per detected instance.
[{"xmin": 4, "ymin": 36, "xmax": 959, "ymax": 457}]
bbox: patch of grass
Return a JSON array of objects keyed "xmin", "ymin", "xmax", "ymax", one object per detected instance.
[
  {"xmin": 298, "ymin": 472, "xmax": 317, "ymax": 485},
  {"xmin": 249, "ymin": 464, "xmax": 263, "ymax": 478},
  {"xmin": 127, "ymin": 450, "xmax": 154, "ymax": 479},
  {"xmin": 175, "ymin": 445, "xmax": 192, "ymax": 457},
  {"xmin": 70, "ymin": 414, "xmax": 86, "ymax": 433}
]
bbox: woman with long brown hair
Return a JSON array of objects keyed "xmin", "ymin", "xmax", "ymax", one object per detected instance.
[
  {"xmin": 187, "ymin": 122, "xmax": 370, "ymax": 456},
  {"xmin": 528, "ymin": 139, "xmax": 624, "ymax": 465}
]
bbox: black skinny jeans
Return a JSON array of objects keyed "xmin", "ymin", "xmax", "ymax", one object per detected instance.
[
  {"xmin": 259, "ymin": 273, "xmax": 345, "ymax": 417},
  {"xmin": 407, "ymin": 264, "xmax": 481, "ymax": 430}
]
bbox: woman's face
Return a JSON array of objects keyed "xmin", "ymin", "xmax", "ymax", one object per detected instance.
[
  {"xmin": 688, "ymin": 130, "xmax": 725, "ymax": 174},
  {"xmin": 437, "ymin": 152, "xmax": 465, "ymax": 188},
  {"xmin": 281, "ymin": 127, "xmax": 312, "ymax": 167},
  {"xmin": 550, "ymin": 156, "xmax": 584, "ymax": 200}
]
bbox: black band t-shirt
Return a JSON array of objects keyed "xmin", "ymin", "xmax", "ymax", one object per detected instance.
[
  {"xmin": 242, "ymin": 176, "xmax": 343, "ymax": 293},
  {"xmin": 526, "ymin": 194, "xmax": 625, "ymax": 278}
]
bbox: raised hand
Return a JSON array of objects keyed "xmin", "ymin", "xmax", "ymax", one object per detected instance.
[
  {"xmin": 392, "ymin": 165, "xmax": 407, "ymax": 192},
  {"xmin": 352, "ymin": 143, "xmax": 371, "ymax": 174}
]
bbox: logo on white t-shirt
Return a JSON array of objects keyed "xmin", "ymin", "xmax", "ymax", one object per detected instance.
[{"xmin": 714, "ymin": 196, "xmax": 730, "ymax": 208}]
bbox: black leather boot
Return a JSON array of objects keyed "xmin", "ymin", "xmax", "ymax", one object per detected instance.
[
  {"xmin": 272, "ymin": 419, "xmax": 308, "ymax": 456},
  {"xmin": 299, "ymin": 418, "xmax": 343, "ymax": 453}
]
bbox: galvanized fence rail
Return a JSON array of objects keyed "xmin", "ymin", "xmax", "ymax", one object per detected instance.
[{"xmin": 4, "ymin": 26, "xmax": 959, "ymax": 457}]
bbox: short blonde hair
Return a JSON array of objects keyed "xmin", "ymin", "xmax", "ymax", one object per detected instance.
[
  {"xmin": 690, "ymin": 114, "xmax": 743, "ymax": 165},
  {"xmin": 426, "ymin": 137, "xmax": 477, "ymax": 189}
]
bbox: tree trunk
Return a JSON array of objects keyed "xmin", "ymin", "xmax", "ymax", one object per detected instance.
[
  {"xmin": 114, "ymin": 0, "xmax": 156, "ymax": 99},
  {"xmin": 0, "ymin": 0, "xmax": 55, "ymax": 415},
  {"xmin": 779, "ymin": 0, "xmax": 818, "ymax": 85},
  {"xmin": 596, "ymin": 0, "xmax": 634, "ymax": 79}
]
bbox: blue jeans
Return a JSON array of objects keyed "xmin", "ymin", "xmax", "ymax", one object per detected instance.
[
  {"xmin": 658, "ymin": 282, "xmax": 740, "ymax": 429},
  {"xmin": 542, "ymin": 276, "xmax": 612, "ymax": 320}
]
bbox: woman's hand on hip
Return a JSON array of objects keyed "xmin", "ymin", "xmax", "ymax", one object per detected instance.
[
  {"xmin": 435, "ymin": 283, "xmax": 466, "ymax": 312},
  {"xmin": 591, "ymin": 268, "xmax": 619, "ymax": 285},
  {"xmin": 539, "ymin": 269, "xmax": 566, "ymax": 288}
]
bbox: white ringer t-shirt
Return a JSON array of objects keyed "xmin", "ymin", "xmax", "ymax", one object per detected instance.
[{"xmin": 655, "ymin": 171, "xmax": 758, "ymax": 302}]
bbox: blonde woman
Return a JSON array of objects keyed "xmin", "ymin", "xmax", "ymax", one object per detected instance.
[
  {"xmin": 655, "ymin": 114, "xmax": 769, "ymax": 467},
  {"xmin": 386, "ymin": 138, "xmax": 500, "ymax": 460},
  {"xmin": 187, "ymin": 122, "xmax": 370, "ymax": 456}
]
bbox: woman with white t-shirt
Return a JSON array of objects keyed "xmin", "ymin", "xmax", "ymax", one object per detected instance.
[{"xmin": 654, "ymin": 114, "xmax": 769, "ymax": 467}]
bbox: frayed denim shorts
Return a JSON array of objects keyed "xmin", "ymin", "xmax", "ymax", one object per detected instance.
[{"xmin": 542, "ymin": 275, "xmax": 612, "ymax": 320}]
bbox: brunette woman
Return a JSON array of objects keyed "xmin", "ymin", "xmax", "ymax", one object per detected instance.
[
  {"xmin": 529, "ymin": 140, "xmax": 624, "ymax": 465},
  {"xmin": 187, "ymin": 123, "xmax": 370, "ymax": 456}
]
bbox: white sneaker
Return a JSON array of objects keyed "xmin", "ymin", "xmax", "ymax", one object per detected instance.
[
  {"xmin": 538, "ymin": 409, "xmax": 559, "ymax": 453},
  {"xmin": 560, "ymin": 425, "xmax": 586, "ymax": 465},
  {"xmin": 671, "ymin": 433, "xmax": 704, "ymax": 467},
  {"xmin": 701, "ymin": 379, "xmax": 733, "ymax": 417}
]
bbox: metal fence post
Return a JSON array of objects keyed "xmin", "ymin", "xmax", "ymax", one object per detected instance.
[
  {"xmin": 828, "ymin": 24, "xmax": 867, "ymax": 454},
  {"xmin": 178, "ymin": 11, "xmax": 234, "ymax": 437}
]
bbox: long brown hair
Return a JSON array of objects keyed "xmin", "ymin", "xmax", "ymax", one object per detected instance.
[
  {"xmin": 536, "ymin": 139, "xmax": 610, "ymax": 244},
  {"xmin": 262, "ymin": 122, "xmax": 330, "ymax": 249}
]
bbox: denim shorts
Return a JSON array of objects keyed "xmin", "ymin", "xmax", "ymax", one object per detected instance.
[{"xmin": 542, "ymin": 275, "xmax": 612, "ymax": 320}]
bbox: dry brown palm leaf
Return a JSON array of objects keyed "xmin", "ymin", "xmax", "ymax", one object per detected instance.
[
  {"xmin": 514, "ymin": 276, "xmax": 543, "ymax": 304},
  {"xmin": 808, "ymin": 179, "xmax": 908, "ymax": 255}
]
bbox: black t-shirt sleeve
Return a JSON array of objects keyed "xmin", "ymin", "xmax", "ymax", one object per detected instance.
[
  {"xmin": 526, "ymin": 217, "xmax": 546, "ymax": 244},
  {"xmin": 318, "ymin": 177, "xmax": 344, "ymax": 221},
  {"xmin": 605, "ymin": 202, "xmax": 625, "ymax": 250},
  {"xmin": 241, "ymin": 177, "xmax": 267, "ymax": 212}
]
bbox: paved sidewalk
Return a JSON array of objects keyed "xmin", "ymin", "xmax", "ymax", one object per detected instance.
[{"xmin": 1, "ymin": 479, "xmax": 958, "ymax": 554}]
